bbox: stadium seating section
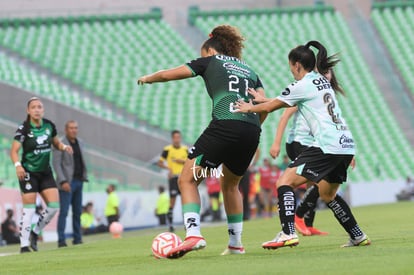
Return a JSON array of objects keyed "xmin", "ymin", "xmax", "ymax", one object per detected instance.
[
  {"xmin": 371, "ymin": 2, "xmax": 414, "ymax": 96},
  {"xmin": 0, "ymin": 7, "xmax": 412, "ymax": 182}
]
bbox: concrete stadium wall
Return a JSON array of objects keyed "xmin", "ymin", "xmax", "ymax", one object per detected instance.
[{"xmin": 0, "ymin": 82, "xmax": 169, "ymax": 162}]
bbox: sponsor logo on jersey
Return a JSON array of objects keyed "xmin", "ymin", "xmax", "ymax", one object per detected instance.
[
  {"xmin": 27, "ymin": 132, "xmax": 34, "ymax": 138},
  {"xmin": 339, "ymin": 134, "xmax": 354, "ymax": 149},
  {"xmin": 313, "ymin": 77, "xmax": 332, "ymax": 91},
  {"xmin": 306, "ymin": 169, "xmax": 319, "ymax": 177},
  {"xmin": 282, "ymin": 87, "xmax": 291, "ymax": 96},
  {"xmin": 34, "ymin": 148, "xmax": 52, "ymax": 155}
]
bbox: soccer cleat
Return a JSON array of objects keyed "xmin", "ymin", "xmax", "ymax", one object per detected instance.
[
  {"xmin": 341, "ymin": 234, "xmax": 371, "ymax": 248},
  {"xmin": 166, "ymin": 236, "xmax": 206, "ymax": 259},
  {"xmin": 262, "ymin": 231, "xmax": 299, "ymax": 249},
  {"xmin": 295, "ymin": 215, "xmax": 311, "ymax": 236},
  {"xmin": 58, "ymin": 242, "xmax": 68, "ymax": 248},
  {"xmin": 29, "ymin": 231, "xmax": 39, "ymax": 252},
  {"xmin": 169, "ymin": 226, "xmax": 175, "ymax": 233},
  {"xmin": 20, "ymin": 246, "xmax": 31, "ymax": 253},
  {"xmin": 307, "ymin": 227, "xmax": 329, "ymax": 236},
  {"xmin": 221, "ymin": 245, "xmax": 246, "ymax": 255}
]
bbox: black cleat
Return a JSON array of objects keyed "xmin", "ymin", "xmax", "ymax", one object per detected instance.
[
  {"xmin": 169, "ymin": 226, "xmax": 175, "ymax": 233},
  {"xmin": 30, "ymin": 231, "xmax": 39, "ymax": 252},
  {"xmin": 58, "ymin": 242, "xmax": 68, "ymax": 248},
  {"xmin": 20, "ymin": 246, "xmax": 31, "ymax": 253}
]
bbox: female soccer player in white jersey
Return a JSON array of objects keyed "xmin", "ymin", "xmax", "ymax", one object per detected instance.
[
  {"xmin": 235, "ymin": 40, "xmax": 370, "ymax": 248},
  {"xmin": 138, "ymin": 25, "xmax": 266, "ymax": 258},
  {"xmin": 269, "ymin": 68, "xmax": 348, "ymax": 237}
]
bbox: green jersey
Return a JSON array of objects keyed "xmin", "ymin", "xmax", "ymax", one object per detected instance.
[
  {"xmin": 14, "ymin": 118, "xmax": 57, "ymax": 172},
  {"xmin": 186, "ymin": 55, "xmax": 263, "ymax": 127}
]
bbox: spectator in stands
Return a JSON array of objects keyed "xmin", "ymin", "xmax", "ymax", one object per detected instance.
[
  {"xmin": 105, "ymin": 184, "xmax": 120, "ymax": 226},
  {"xmin": 258, "ymin": 159, "xmax": 273, "ymax": 217},
  {"xmin": 157, "ymin": 130, "xmax": 188, "ymax": 232},
  {"xmin": 81, "ymin": 202, "xmax": 107, "ymax": 235},
  {"xmin": 270, "ymin": 164, "xmax": 282, "ymax": 215},
  {"xmin": 10, "ymin": 97, "xmax": 73, "ymax": 253},
  {"xmin": 239, "ymin": 148, "xmax": 260, "ymax": 221},
  {"xmin": 53, "ymin": 120, "xmax": 88, "ymax": 248},
  {"xmin": 1, "ymin": 209, "xmax": 20, "ymax": 244},
  {"xmin": 155, "ymin": 186, "xmax": 170, "ymax": 226},
  {"xmin": 396, "ymin": 176, "xmax": 414, "ymax": 201}
]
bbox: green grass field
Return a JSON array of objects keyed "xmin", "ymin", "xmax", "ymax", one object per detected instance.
[{"xmin": 1, "ymin": 202, "xmax": 413, "ymax": 275}]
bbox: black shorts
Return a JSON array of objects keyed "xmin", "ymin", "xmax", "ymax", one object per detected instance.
[
  {"xmin": 19, "ymin": 167, "xmax": 57, "ymax": 194},
  {"xmin": 188, "ymin": 120, "xmax": 261, "ymax": 176},
  {"xmin": 288, "ymin": 146, "xmax": 353, "ymax": 184},
  {"xmin": 169, "ymin": 176, "xmax": 180, "ymax": 198},
  {"xmin": 286, "ymin": 141, "xmax": 309, "ymax": 161}
]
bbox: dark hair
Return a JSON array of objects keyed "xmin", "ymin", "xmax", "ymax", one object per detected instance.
[
  {"xmin": 171, "ymin": 130, "xmax": 181, "ymax": 137},
  {"xmin": 202, "ymin": 25, "xmax": 245, "ymax": 59},
  {"xmin": 158, "ymin": 186, "xmax": 165, "ymax": 193},
  {"xmin": 289, "ymin": 41, "xmax": 345, "ymax": 95},
  {"xmin": 328, "ymin": 68, "xmax": 345, "ymax": 96}
]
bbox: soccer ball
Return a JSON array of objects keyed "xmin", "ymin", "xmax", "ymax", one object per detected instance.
[
  {"xmin": 152, "ymin": 232, "xmax": 182, "ymax": 259},
  {"xmin": 109, "ymin": 222, "xmax": 123, "ymax": 238}
]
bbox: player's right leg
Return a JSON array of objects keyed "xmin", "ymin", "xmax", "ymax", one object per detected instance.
[
  {"xmin": 20, "ymin": 192, "xmax": 37, "ymax": 253},
  {"xmin": 166, "ymin": 158, "xmax": 206, "ymax": 259}
]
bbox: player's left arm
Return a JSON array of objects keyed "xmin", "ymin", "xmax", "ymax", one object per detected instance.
[
  {"xmin": 52, "ymin": 136, "xmax": 73, "ymax": 154},
  {"xmin": 137, "ymin": 65, "xmax": 193, "ymax": 84}
]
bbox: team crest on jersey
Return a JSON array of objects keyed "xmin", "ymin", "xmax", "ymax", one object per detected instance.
[
  {"xmin": 25, "ymin": 183, "xmax": 32, "ymax": 190},
  {"xmin": 45, "ymin": 128, "xmax": 50, "ymax": 135},
  {"xmin": 27, "ymin": 131, "xmax": 34, "ymax": 138}
]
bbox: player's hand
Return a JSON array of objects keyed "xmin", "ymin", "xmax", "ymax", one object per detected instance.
[
  {"xmin": 61, "ymin": 182, "xmax": 71, "ymax": 192},
  {"xmin": 137, "ymin": 76, "xmax": 151, "ymax": 85},
  {"xmin": 16, "ymin": 166, "xmax": 26, "ymax": 181},
  {"xmin": 350, "ymin": 157, "xmax": 356, "ymax": 170},
  {"xmin": 233, "ymin": 99, "xmax": 253, "ymax": 113},
  {"xmin": 248, "ymin": 88, "xmax": 267, "ymax": 103},
  {"xmin": 269, "ymin": 143, "xmax": 280, "ymax": 159}
]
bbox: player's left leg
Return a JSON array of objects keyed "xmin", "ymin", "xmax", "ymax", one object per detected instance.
[
  {"xmin": 166, "ymin": 158, "xmax": 206, "ymax": 259},
  {"xmin": 220, "ymin": 164, "xmax": 245, "ymax": 255},
  {"xmin": 318, "ymin": 180, "xmax": 370, "ymax": 247},
  {"xmin": 31, "ymin": 187, "xmax": 60, "ymax": 251}
]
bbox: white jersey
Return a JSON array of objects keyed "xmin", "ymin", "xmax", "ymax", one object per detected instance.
[
  {"xmin": 286, "ymin": 111, "xmax": 315, "ymax": 147},
  {"xmin": 277, "ymin": 71, "xmax": 355, "ymax": 155}
]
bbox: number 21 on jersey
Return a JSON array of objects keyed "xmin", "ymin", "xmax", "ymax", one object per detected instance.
[{"xmin": 229, "ymin": 75, "xmax": 249, "ymax": 113}]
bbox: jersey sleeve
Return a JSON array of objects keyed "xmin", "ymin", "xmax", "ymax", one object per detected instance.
[
  {"xmin": 160, "ymin": 147, "xmax": 169, "ymax": 161},
  {"xmin": 186, "ymin": 56, "xmax": 212, "ymax": 77},
  {"xmin": 276, "ymin": 81, "xmax": 307, "ymax": 107},
  {"xmin": 14, "ymin": 124, "xmax": 26, "ymax": 143},
  {"xmin": 50, "ymin": 121, "xmax": 57, "ymax": 137}
]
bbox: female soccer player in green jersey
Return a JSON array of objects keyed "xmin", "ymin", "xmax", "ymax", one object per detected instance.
[
  {"xmin": 235, "ymin": 41, "xmax": 370, "ymax": 249},
  {"xmin": 10, "ymin": 97, "xmax": 73, "ymax": 253},
  {"xmin": 138, "ymin": 25, "xmax": 266, "ymax": 258}
]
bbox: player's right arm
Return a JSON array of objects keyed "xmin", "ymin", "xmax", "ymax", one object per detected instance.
[
  {"xmin": 10, "ymin": 140, "xmax": 25, "ymax": 181},
  {"xmin": 269, "ymin": 107, "xmax": 298, "ymax": 159},
  {"xmin": 137, "ymin": 65, "xmax": 193, "ymax": 84}
]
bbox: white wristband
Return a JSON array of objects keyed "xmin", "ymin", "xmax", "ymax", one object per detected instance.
[{"xmin": 14, "ymin": 161, "xmax": 22, "ymax": 167}]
